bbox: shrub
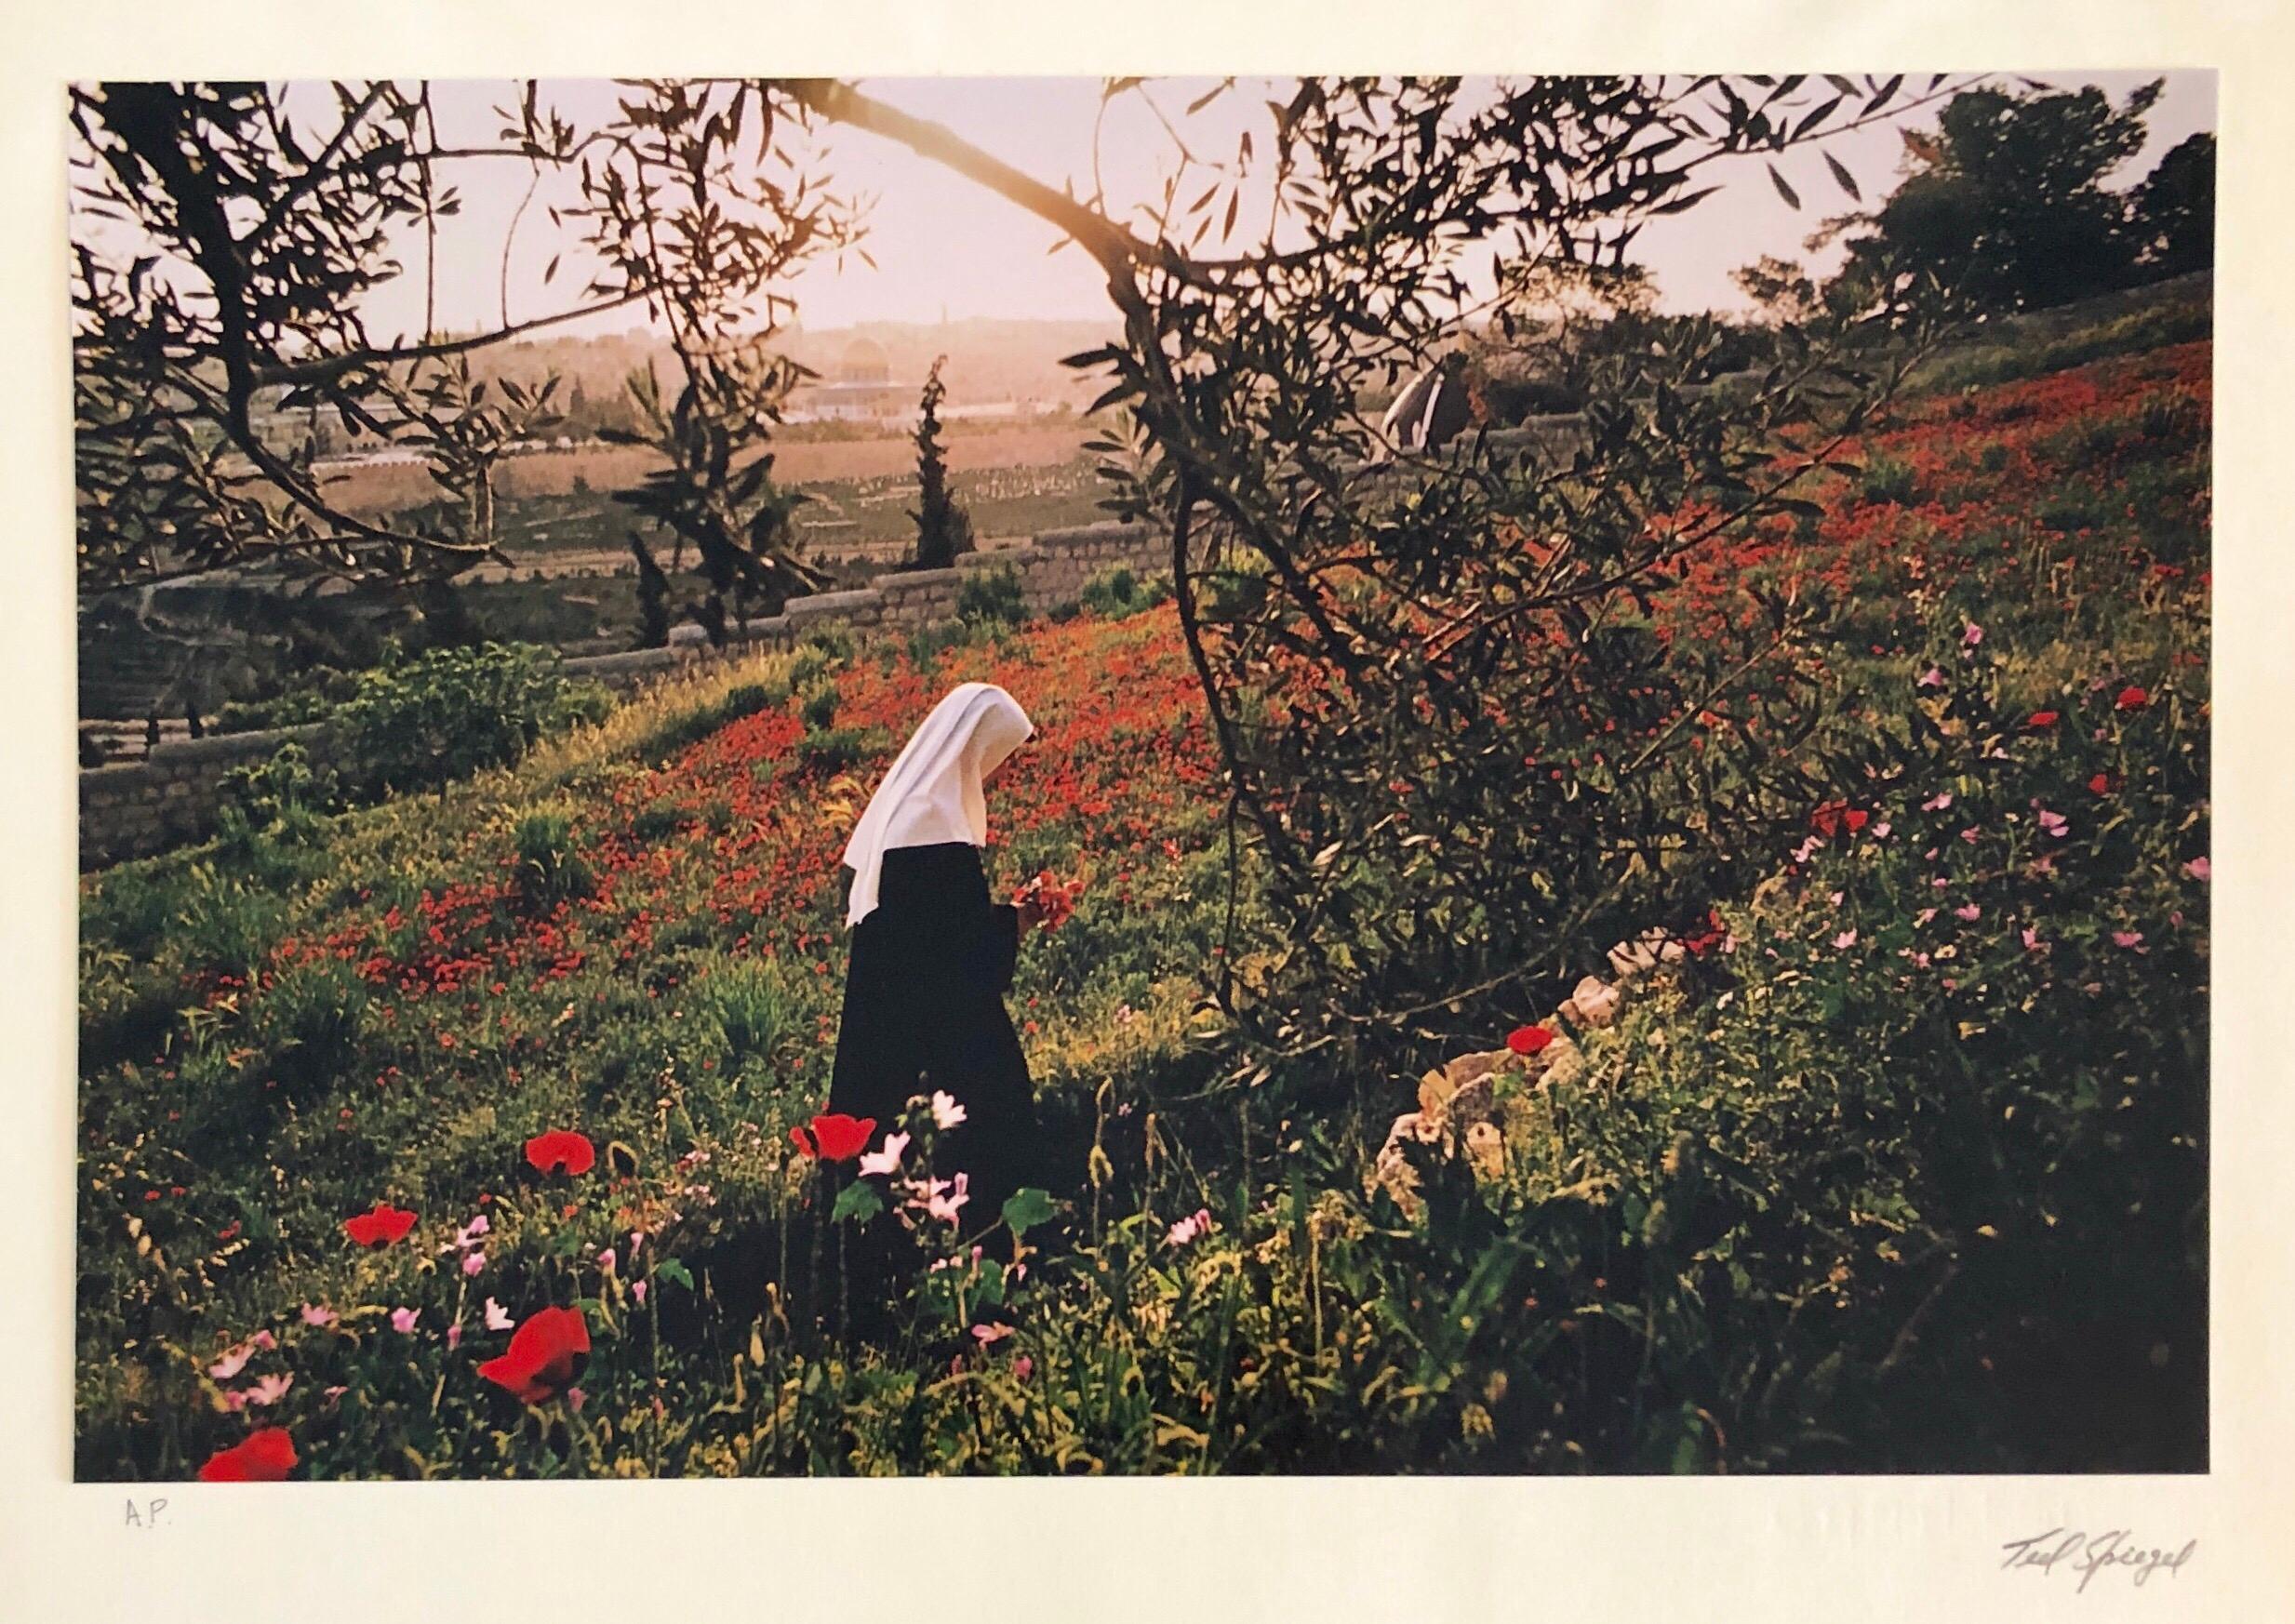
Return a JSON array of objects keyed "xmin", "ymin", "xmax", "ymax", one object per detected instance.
[
  {"xmin": 699, "ymin": 961, "xmax": 790, "ymax": 1072},
  {"xmin": 904, "ymin": 619, "xmax": 973, "ymax": 672},
  {"xmin": 512, "ymin": 804, "xmax": 594, "ymax": 908},
  {"xmin": 956, "ymin": 565, "xmax": 1028, "ymax": 627},
  {"xmin": 247, "ymin": 955, "xmax": 371, "ymax": 1098},
  {"xmin": 793, "ymin": 724, "xmax": 887, "ymax": 776},
  {"xmin": 1079, "ymin": 566, "xmax": 1174, "ymax": 620},
  {"xmin": 218, "ymin": 740, "xmax": 340, "ymax": 844},
  {"xmin": 798, "ymin": 682, "xmax": 841, "ymax": 733},
  {"xmin": 1859, "ymin": 456, "xmax": 1919, "ymax": 506},
  {"xmin": 330, "ymin": 643, "xmax": 613, "ymax": 799}
]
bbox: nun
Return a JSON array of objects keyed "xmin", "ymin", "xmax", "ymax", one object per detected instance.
[{"xmin": 828, "ymin": 681, "xmax": 1051, "ymax": 1251}]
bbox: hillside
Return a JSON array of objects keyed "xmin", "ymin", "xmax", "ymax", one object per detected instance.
[{"xmin": 77, "ymin": 331, "xmax": 2209, "ymax": 1477}]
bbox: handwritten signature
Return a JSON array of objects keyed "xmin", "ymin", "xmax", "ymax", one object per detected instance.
[{"xmin": 2001, "ymin": 1528, "xmax": 2195, "ymax": 1591}]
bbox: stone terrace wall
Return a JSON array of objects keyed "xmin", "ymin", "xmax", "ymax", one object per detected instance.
[
  {"xmin": 80, "ymin": 723, "xmax": 334, "ymax": 870},
  {"xmin": 80, "ymin": 521, "xmax": 1164, "ymax": 868},
  {"xmin": 568, "ymin": 520, "xmax": 1163, "ymax": 696}
]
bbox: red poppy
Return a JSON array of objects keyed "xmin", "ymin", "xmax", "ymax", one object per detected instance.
[
  {"xmin": 525, "ymin": 1129, "xmax": 596, "ymax": 1178},
  {"xmin": 2088, "ymin": 772, "xmax": 2112, "ymax": 795},
  {"xmin": 342, "ymin": 1202, "xmax": 417, "ymax": 1248},
  {"xmin": 2116, "ymin": 685, "xmax": 2151, "ymax": 711},
  {"xmin": 476, "ymin": 1306, "xmax": 591, "ymax": 1404},
  {"xmin": 1842, "ymin": 808, "xmax": 1871, "ymax": 833},
  {"xmin": 790, "ymin": 1112, "xmax": 875, "ymax": 1162},
  {"xmin": 2026, "ymin": 711, "xmax": 2059, "ymax": 729},
  {"xmin": 197, "ymin": 1427, "xmax": 297, "ymax": 1482},
  {"xmin": 1507, "ymin": 1024, "xmax": 1556, "ymax": 1056}
]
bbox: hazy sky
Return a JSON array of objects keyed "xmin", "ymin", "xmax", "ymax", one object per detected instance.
[{"xmin": 277, "ymin": 71, "xmax": 2217, "ymax": 340}]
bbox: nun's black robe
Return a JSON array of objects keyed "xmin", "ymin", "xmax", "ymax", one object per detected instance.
[{"xmin": 828, "ymin": 841, "xmax": 1043, "ymax": 1242}]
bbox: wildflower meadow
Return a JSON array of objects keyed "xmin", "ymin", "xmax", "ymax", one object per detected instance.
[{"xmin": 77, "ymin": 326, "xmax": 2208, "ymax": 1478}]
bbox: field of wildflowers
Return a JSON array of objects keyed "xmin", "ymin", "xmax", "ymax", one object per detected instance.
[{"xmin": 76, "ymin": 335, "xmax": 2208, "ymax": 1478}]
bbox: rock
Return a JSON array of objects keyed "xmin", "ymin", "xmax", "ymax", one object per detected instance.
[
  {"xmin": 1368, "ymin": 1112, "xmax": 1430, "ymax": 1215},
  {"xmin": 1443, "ymin": 1049, "xmax": 1505, "ymax": 1090},
  {"xmin": 1572, "ymin": 976, "xmax": 1622, "ymax": 1028}
]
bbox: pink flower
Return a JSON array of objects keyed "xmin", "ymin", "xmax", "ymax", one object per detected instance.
[
  {"xmin": 597, "ymin": 1247, "xmax": 617, "ymax": 1275},
  {"xmin": 207, "ymin": 1341, "xmax": 256, "ymax": 1381},
  {"xmin": 2021, "ymin": 927, "xmax": 2048, "ymax": 954},
  {"xmin": 1915, "ymin": 908, "xmax": 1938, "ymax": 925},
  {"xmin": 1917, "ymin": 666, "xmax": 1945, "ymax": 688},
  {"xmin": 1922, "ymin": 792, "xmax": 1953, "ymax": 812},
  {"xmin": 1955, "ymin": 904, "xmax": 1982, "ymax": 922},
  {"xmin": 1832, "ymin": 929, "xmax": 1858, "ymax": 951},
  {"xmin": 567, "ymin": 1386, "xmax": 587, "ymax": 1414},
  {"xmin": 632, "ymin": 1280, "xmax": 647, "ymax": 1306},
  {"xmin": 971, "ymin": 1322, "xmax": 1013, "ymax": 1345},
  {"xmin": 1167, "ymin": 1207, "xmax": 1215, "ymax": 1248},
  {"xmin": 1869, "ymin": 821, "xmax": 1891, "ymax": 840},
  {"xmin": 926, "ymin": 1171, "xmax": 970, "ymax": 1227},
  {"xmin": 390, "ymin": 1307, "xmax": 420, "ymax": 1335},
  {"xmin": 299, "ymin": 1304, "xmax": 337, "ymax": 1328},
  {"xmin": 2113, "ymin": 931, "xmax": 2146, "ymax": 951},
  {"xmin": 2184, "ymin": 857, "xmax": 2210, "ymax": 882},
  {"xmin": 461, "ymin": 1250, "xmax": 487, "ymax": 1276},
  {"xmin": 1962, "ymin": 622, "xmax": 1983, "ymax": 646},
  {"xmin": 858, "ymin": 1130, "xmax": 911, "ymax": 1178},
  {"xmin": 252, "ymin": 1330, "xmax": 276, "ymax": 1351},
  {"xmin": 2036, "ymin": 808, "xmax": 2068, "ymax": 838},
  {"xmin": 1013, "ymin": 1355, "xmax": 1034, "ymax": 1381},
  {"xmin": 446, "ymin": 1322, "xmax": 463, "ymax": 1351},
  {"xmin": 1960, "ymin": 828, "xmax": 1980, "ymax": 845},
  {"xmin": 484, "ymin": 1297, "xmax": 514, "ymax": 1332},
  {"xmin": 243, "ymin": 1372, "xmax": 292, "ymax": 1407},
  {"xmin": 930, "ymin": 1091, "xmax": 967, "ymax": 1131}
]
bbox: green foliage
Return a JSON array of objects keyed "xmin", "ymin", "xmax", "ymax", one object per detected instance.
[
  {"xmin": 513, "ymin": 805, "xmax": 594, "ymax": 908},
  {"xmin": 798, "ymin": 682, "xmax": 841, "ymax": 732},
  {"xmin": 1859, "ymin": 456, "xmax": 1919, "ymax": 506},
  {"xmin": 217, "ymin": 740, "xmax": 340, "ymax": 847},
  {"xmin": 956, "ymin": 565, "xmax": 1028, "ymax": 628},
  {"xmin": 907, "ymin": 355, "xmax": 977, "ymax": 571},
  {"xmin": 1079, "ymin": 565, "xmax": 1172, "ymax": 620},
  {"xmin": 329, "ymin": 643, "xmax": 613, "ymax": 799},
  {"xmin": 1825, "ymin": 80, "xmax": 2172, "ymax": 313},
  {"xmin": 793, "ymin": 724, "xmax": 887, "ymax": 777}
]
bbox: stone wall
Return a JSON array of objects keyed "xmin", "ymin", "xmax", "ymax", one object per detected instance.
[
  {"xmin": 80, "ymin": 723, "xmax": 333, "ymax": 869},
  {"xmin": 565, "ymin": 519, "xmax": 1165, "ymax": 696},
  {"xmin": 80, "ymin": 521, "xmax": 1165, "ymax": 868}
]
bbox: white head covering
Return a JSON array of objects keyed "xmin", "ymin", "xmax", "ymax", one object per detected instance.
[{"xmin": 840, "ymin": 681, "xmax": 1034, "ymax": 927}]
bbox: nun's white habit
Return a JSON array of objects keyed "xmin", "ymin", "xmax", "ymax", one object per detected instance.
[{"xmin": 827, "ymin": 683, "xmax": 1043, "ymax": 1248}]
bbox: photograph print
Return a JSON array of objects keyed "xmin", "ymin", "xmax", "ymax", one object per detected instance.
[{"xmin": 71, "ymin": 72, "xmax": 2214, "ymax": 1480}]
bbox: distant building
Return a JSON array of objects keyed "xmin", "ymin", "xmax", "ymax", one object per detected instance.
[{"xmin": 787, "ymin": 334, "xmax": 914, "ymax": 422}]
